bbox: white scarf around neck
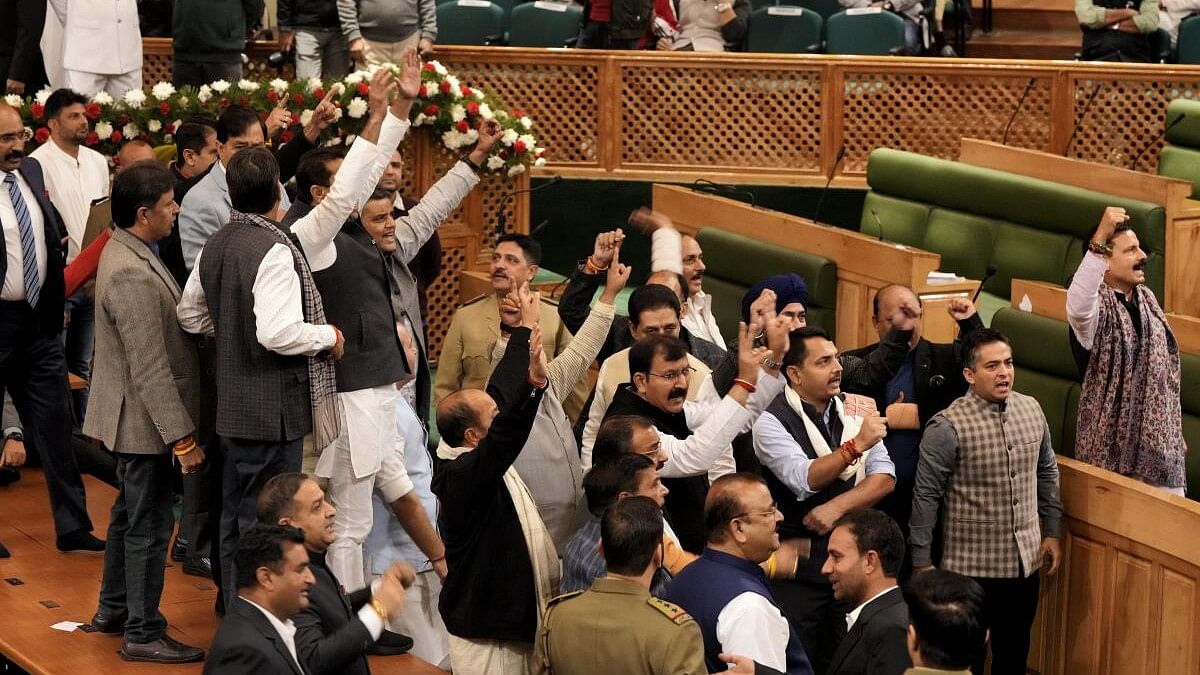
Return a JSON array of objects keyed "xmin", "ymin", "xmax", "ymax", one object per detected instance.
[{"xmin": 783, "ymin": 387, "xmax": 869, "ymax": 483}]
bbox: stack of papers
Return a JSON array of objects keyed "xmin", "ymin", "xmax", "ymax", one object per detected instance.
[{"xmin": 926, "ymin": 271, "xmax": 966, "ymax": 285}]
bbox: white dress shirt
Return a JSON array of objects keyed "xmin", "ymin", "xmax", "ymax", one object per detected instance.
[
  {"xmin": 716, "ymin": 592, "xmax": 791, "ymax": 672},
  {"xmin": 0, "ymin": 170, "xmax": 47, "ymax": 302},
  {"xmin": 240, "ymin": 597, "xmax": 305, "ymax": 672},
  {"xmin": 28, "ymin": 140, "xmax": 108, "ymax": 262},
  {"xmin": 682, "ymin": 290, "xmax": 728, "ymax": 350},
  {"xmin": 846, "ymin": 585, "xmax": 900, "ymax": 631}
]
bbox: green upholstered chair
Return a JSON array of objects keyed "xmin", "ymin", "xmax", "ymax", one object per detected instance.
[
  {"xmin": 507, "ymin": 2, "xmax": 583, "ymax": 47},
  {"xmin": 1178, "ymin": 16, "xmax": 1200, "ymax": 64},
  {"xmin": 799, "ymin": 0, "xmax": 844, "ymax": 20},
  {"xmin": 747, "ymin": 7, "xmax": 823, "ymax": 53},
  {"xmin": 694, "ymin": 227, "xmax": 838, "ymax": 341},
  {"xmin": 490, "ymin": 0, "xmax": 527, "ymax": 31},
  {"xmin": 1157, "ymin": 98, "xmax": 1200, "ymax": 199},
  {"xmin": 825, "ymin": 9, "xmax": 906, "ymax": 55},
  {"xmin": 435, "ymin": 0, "xmax": 506, "ymax": 45},
  {"xmin": 861, "ymin": 148, "xmax": 1167, "ymax": 324}
]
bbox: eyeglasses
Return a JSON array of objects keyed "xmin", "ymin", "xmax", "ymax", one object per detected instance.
[
  {"xmin": 0, "ymin": 129, "xmax": 32, "ymax": 144},
  {"xmin": 731, "ymin": 504, "xmax": 780, "ymax": 523},
  {"xmin": 648, "ymin": 366, "xmax": 695, "ymax": 381}
]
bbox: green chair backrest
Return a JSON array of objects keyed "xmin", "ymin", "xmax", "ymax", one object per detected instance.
[
  {"xmin": 695, "ymin": 227, "xmax": 838, "ymax": 340},
  {"xmin": 436, "ymin": 0, "xmax": 506, "ymax": 45},
  {"xmin": 747, "ymin": 7, "xmax": 823, "ymax": 53},
  {"xmin": 825, "ymin": 9, "xmax": 905, "ymax": 55},
  {"xmin": 491, "ymin": 0, "xmax": 527, "ymax": 29},
  {"xmin": 1179, "ymin": 16, "xmax": 1200, "ymax": 64},
  {"xmin": 507, "ymin": 2, "xmax": 583, "ymax": 47},
  {"xmin": 1157, "ymin": 98, "xmax": 1200, "ymax": 199}
]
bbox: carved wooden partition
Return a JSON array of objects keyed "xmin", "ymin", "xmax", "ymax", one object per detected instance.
[
  {"xmin": 1027, "ymin": 458, "xmax": 1200, "ymax": 675},
  {"xmin": 426, "ymin": 48, "xmax": 1200, "ymax": 187}
]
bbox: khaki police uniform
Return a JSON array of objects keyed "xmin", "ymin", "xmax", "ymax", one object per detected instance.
[
  {"xmin": 533, "ymin": 577, "xmax": 708, "ymax": 675},
  {"xmin": 434, "ymin": 293, "xmax": 588, "ymax": 420}
]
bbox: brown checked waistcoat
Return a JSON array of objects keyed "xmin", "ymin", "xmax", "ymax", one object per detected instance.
[{"xmin": 939, "ymin": 391, "xmax": 1045, "ymax": 578}]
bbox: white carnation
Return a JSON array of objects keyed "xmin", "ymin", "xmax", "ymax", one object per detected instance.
[
  {"xmin": 347, "ymin": 97, "xmax": 369, "ymax": 119},
  {"xmin": 197, "ymin": 85, "xmax": 213, "ymax": 103},
  {"xmin": 441, "ymin": 130, "xmax": 467, "ymax": 150},
  {"xmin": 123, "ymin": 88, "xmax": 147, "ymax": 107},
  {"xmin": 178, "ymin": 95, "xmax": 189, "ymax": 107},
  {"xmin": 151, "ymin": 82, "xmax": 176, "ymax": 101},
  {"xmin": 269, "ymin": 78, "xmax": 289, "ymax": 94},
  {"xmin": 172, "ymin": 118, "xmax": 184, "ymax": 131},
  {"xmin": 518, "ymin": 133, "xmax": 536, "ymax": 149},
  {"xmin": 299, "ymin": 109, "xmax": 315, "ymax": 127},
  {"xmin": 507, "ymin": 164, "xmax": 526, "ymax": 177},
  {"xmin": 237, "ymin": 79, "xmax": 259, "ymax": 92},
  {"xmin": 122, "ymin": 123, "xmax": 139, "ymax": 138},
  {"xmin": 474, "ymin": 89, "xmax": 485, "ymax": 101},
  {"xmin": 95, "ymin": 121, "xmax": 113, "ymax": 138},
  {"xmin": 147, "ymin": 119, "xmax": 162, "ymax": 133},
  {"xmin": 306, "ymin": 77, "xmax": 323, "ymax": 93},
  {"xmin": 451, "ymin": 104, "xmax": 466, "ymax": 122},
  {"xmin": 535, "ymin": 157, "xmax": 546, "ymax": 167},
  {"xmin": 325, "ymin": 136, "xmax": 344, "ymax": 146},
  {"xmin": 344, "ymin": 71, "xmax": 364, "ymax": 85},
  {"xmin": 462, "ymin": 128, "xmax": 479, "ymax": 145},
  {"xmin": 520, "ymin": 116, "xmax": 533, "ymax": 130},
  {"xmin": 413, "ymin": 113, "xmax": 429, "ymax": 126},
  {"xmin": 501, "ymin": 128, "xmax": 519, "ymax": 146},
  {"xmin": 331, "ymin": 106, "xmax": 343, "ymax": 122},
  {"xmin": 445, "ymin": 76, "xmax": 461, "ymax": 98},
  {"xmin": 90, "ymin": 91, "xmax": 114, "ymax": 106},
  {"xmin": 34, "ymin": 88, "xmax": 52, "ymax": 105},
  {"xmin": 22, "ymin": 126, "xmax": 32, "ymax": 141},
  {"xmin": 3, "ymin": 94, "xmax": 21, "ymax": 107},
  {"xmin": 210, "ymin": 80, "xmax": 231, "ymax": 93},
  {"xmin": 478, "ymin": 103, "xmax": 494, "ymax": 119},
  {"xmin": 432, "ymin": 61, "xmax": 448, "ymax": 76},
  {"xmin": 486, "ymin": 155, "xmax": 506, "ymax": 171},
  {"xmin": 345, "ymin": 134, "xmax": 358, "ymax": 145}
]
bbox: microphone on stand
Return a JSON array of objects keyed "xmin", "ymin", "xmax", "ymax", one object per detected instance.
[
  {"xmin": 972, "ymin": 263, "xmax": 998, "ymax": 304},
  {"xmin": 1002, "ymin": 77, "xmax": 1037, "ymax": 146},
  {"xmin": 1128, "ymin": 112, "xmax": 1187, "ymax": 171},
  {"xmin": 812, "ymin": 145, "xmax": 846, "ymax": 226},
  {"xmin": 1064, "ymin": 83, "xmax": 1104, "ymax": 156},
  {"xmin": 495, "ymin": 175, "xmax": 564, "ymax": 236},
  {"xmin": 871, "ymin": 208, "xmax": 887, "ymax": 242}
]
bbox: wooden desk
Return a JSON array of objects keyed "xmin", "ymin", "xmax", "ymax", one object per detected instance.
[
  {"xmin": 1010, "ymin": 278, "xmax": 1200, "ymax": 354},
  {"xmin": 651, "ymin": 184, "xmax": 977, "ymax": 349},
  {"xmin": 961, "ymin": 138, "xmax": 1200, "ymax": 318}
]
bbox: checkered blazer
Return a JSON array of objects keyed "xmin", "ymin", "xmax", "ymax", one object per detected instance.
[{"xmin": 939, "ymin": 391, "xmax": 1046, "ymax": 578}]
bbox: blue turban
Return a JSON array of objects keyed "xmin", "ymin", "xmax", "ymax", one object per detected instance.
[{"xmin": 741, "ymin": 273, "xmax": 809, "ymax": 322}]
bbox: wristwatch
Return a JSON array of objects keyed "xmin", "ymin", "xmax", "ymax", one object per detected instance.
[
  {"xmin": 2, "ymin": 431, "xmax": 21, "ymax": 444},
  {"xmin": 460, "ymin": 153, "xmax": 484, "ymax": 174}
]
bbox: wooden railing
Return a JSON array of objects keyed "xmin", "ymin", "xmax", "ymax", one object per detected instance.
[{"xmin": 427, "ymin": 48, "xmax": 1200, "ymax": 187}]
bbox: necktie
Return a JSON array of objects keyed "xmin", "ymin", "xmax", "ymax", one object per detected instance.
[{"xmin": 3, "ymin": 173, "xmax": 41, "ymax": 308}]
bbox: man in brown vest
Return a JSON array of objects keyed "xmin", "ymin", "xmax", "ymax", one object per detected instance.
[{"xmin": 909, "ymin": 328, "xmax": 1063, "ymax": 675}]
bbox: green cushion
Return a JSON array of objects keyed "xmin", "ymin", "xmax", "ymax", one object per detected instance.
[
  {"xmin": 826, "ymin": 10, "xmax": 906, "ymax": 55},
  {"xmin": 747, "ymin": 7, "xmax": 823, "ymax": 53},
  {"xmin": 435, "ymin": 1, "xmax": 505, "ymax": 45},
  {"xmin": 1013, "ymin": 367, "xmax": 1073, "ymax": 454},
  {"xmin": 1164, "ymin": 99, "xmax": 1200, "ymax": 147},
  {"xmin": 865, "ymin": 148, "xmax": 1167, "ymax": 301},
  {"xmin": 859, "ymin": 193, "xmax": 929, "ymax": 247},
  {"xmin": 507, "ymin": 2, "xmax": 583, "ymax": 47},
  {"xmin": 976, "ymin": 291, "xmax": 1008, "ymax": 327},
  {"xmin": 1157, "ymin": 146, "xmax": 1200, "ymax": 200},
  {"xmin": 988, "ymin": 223, "xmax": 1073, "ymax": 298},
  {"xmin": 992, "ymin": 307, "xmax": 1078, "ymax": 381},
  {"xmin": 1181, "ymin": 352, "xmax": 1200, "ymax": 415},
  {"xmin": 921, "ymin": 209, "xmax": 998, "ymax": 282}
]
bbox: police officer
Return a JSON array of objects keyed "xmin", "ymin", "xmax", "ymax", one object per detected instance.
[{"xmin": 535, "ymin": 496, "xmax": 707, "ymax": 675}]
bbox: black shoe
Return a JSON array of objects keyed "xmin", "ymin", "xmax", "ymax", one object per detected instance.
[
  {"xmin": 119, "ymin": 635, "xmax": 205, "ymax": 664},
  {"xmin": 171, "ymin": 536, "xmax": 187, "ymax": 562},
  {"xmin": 182, "ymin": 557, "xmax": 211, "ymax": 578},
  {"xmin": 0, "ymin": 467, "xmax": 20, "ymax": 487},
  {"xmin": 56, "ymin": 531, "xmax": 105, "ymax": 552},
  {"xmin": 89, "ymin": 611, "xmax": 126, "ymax": 635},
  {"xmin": 368, "ymin": 630, "xmax": 414, "ymax": 656}
]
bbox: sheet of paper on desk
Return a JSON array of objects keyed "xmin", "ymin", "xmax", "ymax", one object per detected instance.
[
  {"xmin": 50, "ymin": 621, "xmax": 83, "ymax": 632},
  {"xmin": 927, "ymin": 271, "xmax": 966, "ymax": 284}
]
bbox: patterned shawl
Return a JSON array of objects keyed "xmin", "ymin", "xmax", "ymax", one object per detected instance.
[
  {"xmin": 1075, "ymin": 282, "xmax": 1186, "ymax": 488},
  {"xmin": 231, "ymin": 210, "xmax": 340, "ymax": 451}
]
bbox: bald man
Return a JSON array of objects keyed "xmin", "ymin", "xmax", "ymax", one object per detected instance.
[{"xmin": 115, "ymin": 140, "xmax": 157, "ymax": 173}]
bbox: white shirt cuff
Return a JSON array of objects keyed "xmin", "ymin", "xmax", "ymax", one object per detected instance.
[{"xmin": 356, "ymin": 604, "xmax": 385, "ymax": 641}]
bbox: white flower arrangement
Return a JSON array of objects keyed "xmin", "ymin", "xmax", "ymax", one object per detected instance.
[
  {"xmin": 501, "ymin": 128, "xmax": 519, "ymax": 146},
  {"xmin": 34, "ymin": 89, "xmax": 51, "ymax": 105},
  {"xmin": 451, "ymin": 104, "xmax": 466, "ymax": 122},
  {"xmin": 4, "ymin": 94, "xmax": 21, "ymax": 107},
  {"xmin": 299, "ymin": 109, "xmax": 315, "ymax": 127},
  {"xmin": 147, "ymin": 119, "xmax": 162, "ymax": 133},
  {"xmin": 210, "ymin": 80, "xmax": 230, "ymax": 93},
  {"xmin": 124, "ymin": 89, "xmax": 147, "ymax": 107},
  {"xmin": 520, "ymin": 116, "xmax": 533, "ymax": 130},
  {"xmin": 237, "ymin": 79, "xmax": 260, "ymax": 92},
  {"xmin": 347, "ymin": 97, "xmax": 369, "ymax": 119},
  {"xmin": 306, "ymin": 77, "xmax": 324, "ymax": 93},
  {"xmin": 269, "ymin": 79, "xmax": 289, "ymax": 95},
  {"xmin": 95, "ymin": 121, "xmax": 113, "ymax": 139},
  {"xmin": 91, "ymin": 91, "xmax": 114, "ymax": 105},
  {"xmin": 486, "ymin": 155, "xmax": 506, "ymax": 170},
  {"xmin": 122, "ymin": 122, "xmax": 139, "ymax": 139},
  {"xmin": 197, "ymin": 84, "xmax": 213, "ymax": 103},
  {"xmin": 507, "ymin": 164, "xmax": 526, "ymax": 177}
]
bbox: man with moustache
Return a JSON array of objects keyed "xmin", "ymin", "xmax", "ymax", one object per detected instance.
[
  {"xmin": 663, "ymin": 474, "xmax": 815, "ymax": 675},
  {"xmin": 1068, "ymin": 206, "xmax": 1187, "ymax": 495},
  {"xmin": 752, "ymin": 327, "xmax": 896, "ymax": 674},
  {"xmin": 0, "ymin": 103, "xmax": 100, "ymax": 555},
  {"xmin": 910, "ymin": 329, "xmax": 1062, "ymax": 675}
]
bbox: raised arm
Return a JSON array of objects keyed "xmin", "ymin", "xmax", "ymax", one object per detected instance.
[
  {"xmin": 547, "ymin": 247, "xmax": 630, "ymax": 399},
  {"xmin": 1068, "ymin": 207, "xmax": 1127, "ymax": 350}
]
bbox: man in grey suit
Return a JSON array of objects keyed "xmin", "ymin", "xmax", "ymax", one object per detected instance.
[{"xmin": 84, "ymin": 161, "xmax": 206, "ymax": 664}]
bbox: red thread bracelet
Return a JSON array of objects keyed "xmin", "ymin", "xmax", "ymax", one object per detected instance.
[{"xmin": 733, "ymin": 378, "xmax": 757, "ymax": 393}]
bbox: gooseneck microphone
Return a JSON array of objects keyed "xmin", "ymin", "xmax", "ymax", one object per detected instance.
[
  {"xmin": 870, "ymin": 209, "xmax": 887, "ymax": 242},
  {"xmin": 812, "ymin": 145, "xmax": 846, "ymax": 226},
  {"xmin": 1002, "ymin": 77, "xmax": 1037, "ymax": 146},
  {"xmin": 973, "ymin": 263, "xmax": 998, "ymax": 304},
  {"xmin": 495, "ymin": 175, "xmax": 564, "ymax": 236},
  {"xmin": 1064, "ymin": 83, "xmax": 1104, "ymax": 157}
]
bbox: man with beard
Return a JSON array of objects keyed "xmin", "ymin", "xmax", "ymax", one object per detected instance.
[
  {"xmin": 0, "ymin": 103, "xmax": 100, "ymax": 555},
  {"xmin": 910, "ymin": 329, "xmax": 1062, "ymax": 675},
  {"xmin": 436, "ymin": 233, "xmax": 586, "ymax": 418},
  {"xmin": 1068, "ymin": 206, "xmax": 1187, "ymax": 495},
  {"xmin": 752, "ymin": 327, "xmax": 896, "ymax": 674},
  {"xmin": 601, "ymin": 313, "xmax": 787, "ymax": 554}
]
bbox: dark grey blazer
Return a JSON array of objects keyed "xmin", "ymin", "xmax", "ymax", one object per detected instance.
[
  {"xmin": 204, "ymin": 597, "xmax": 307, "ymax": 675},
  {"xmin": 826, "ymin": 586, "xmax": 912, "ymax": 675}
]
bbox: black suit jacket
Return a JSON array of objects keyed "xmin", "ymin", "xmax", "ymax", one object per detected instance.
[
  {"xmin": 826, "ymin": 587, "xmax": 911, "ymax": 675},
  {"xmin": 204, "ymin": 597, "xmax": 308, "ymax": 675},
  {"xmin": 0, "ymin": 159, "xmax": 67, "ymax": 335},
  {"xmin": 843, "ymin": 315, "xmax": 983, "ymax": 428},
  {"xmin": 0, "ymin": 0, "xmax": 48, "ymax": 91},
  {"xmin": 293, "ymin": 552, "xmax": 374, "ymax": 675}
]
